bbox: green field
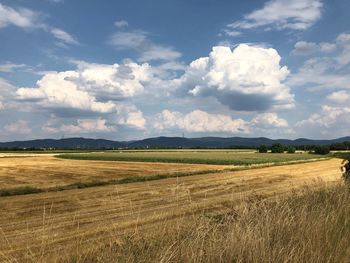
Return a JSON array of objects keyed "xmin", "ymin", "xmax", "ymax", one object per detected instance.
[{"xmin": 58, "ymin": 151, "xmax": 325, "ymax": 165}]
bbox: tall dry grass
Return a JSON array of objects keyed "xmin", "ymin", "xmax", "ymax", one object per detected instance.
[{"xmin": 32, "ymin": 183, "xmax": 349, "ymax": 263}]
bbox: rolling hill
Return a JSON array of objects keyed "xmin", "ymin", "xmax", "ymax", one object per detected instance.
[{"xmin": 0, "ymin": 136, "xmax": 349, "ymax": 149}]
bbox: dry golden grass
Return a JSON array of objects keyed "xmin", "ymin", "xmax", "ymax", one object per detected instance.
[
  {"xmin": 73, "ymin": 183, "xmax": 350, "ymax": 263},
  {"xmin": 0, "ymin": 158, "xmax": 343, "ymax": 262},
  {"xmin": 0, "ymin": 155, "xmax": 232, "ymax": 189}
]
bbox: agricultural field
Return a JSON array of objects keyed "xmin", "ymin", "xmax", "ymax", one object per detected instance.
[
  {"xmin": 58, "ymin": 150, "xmax": 325, "ymax": 165},
  {"xmin": 0, "ymin": 154, "xmax": 232, "ymax": 190},
  {"xmin": 0, "ymin": 150, "xmax": 345, "ymax": 262}
]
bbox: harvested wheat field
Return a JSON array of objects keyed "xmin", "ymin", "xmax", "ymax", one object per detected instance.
[
  {"xmin": 0, "ymin": 158, "xmax": 343, "ymax": 262},
  {"xmin": 0, "ymin": 155, "xmax": 233, "ymax": 189}
]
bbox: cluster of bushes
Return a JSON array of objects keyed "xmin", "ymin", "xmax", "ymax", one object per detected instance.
[{"xmin": 258, "ymin": 143, "xmax": 330, "ymax": 155}]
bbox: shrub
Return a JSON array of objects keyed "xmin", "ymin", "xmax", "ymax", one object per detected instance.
[
  {"xmin": 314, "ymin": 146, "xmax": 330, "ymax": 155},
  {"xmin": 258, "ymin": 145, "xmax": 268, "ymax": 153},
  {"xmin": 271, "ymin": 143, "xmax": 284, "ymax": 153},
  {"xmin": 287, "ymin": 146, "xmax": 296, "ymax": 154}
]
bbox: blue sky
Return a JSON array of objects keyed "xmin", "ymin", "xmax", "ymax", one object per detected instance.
[{"xmin": 0, "ymin": 0, "xmax": 350, "ymax": 141}]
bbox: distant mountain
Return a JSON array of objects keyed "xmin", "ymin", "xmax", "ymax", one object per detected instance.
[
  {"xmin": 0, "ymin": 136, "xmax": 350, "ymax": 149},
  {"xmin": 0, "ymin": 138, "xmax": 126, "ymax": 149}
]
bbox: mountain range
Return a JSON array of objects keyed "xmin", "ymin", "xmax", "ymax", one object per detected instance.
[{"xmin": 0, "ymin": 136, "xmax": 350, "ymax": 149}]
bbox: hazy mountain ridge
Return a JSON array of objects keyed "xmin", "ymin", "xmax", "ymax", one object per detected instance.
[{"xmin": 0, "ymin": 136, "xmax": 350, "ymax": 149}]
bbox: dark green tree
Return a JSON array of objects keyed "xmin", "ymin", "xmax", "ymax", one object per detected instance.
[
  {"xmin": 258, "ymin": 145, "xmax": 268, "ymax": 153},
  {"xmin": 287, "ymin": 146, "xmax": 296, "ymax": 154},
  {"xmin": 314, "ymin": 146, "xmax": 330, "ymax": 155},
  {"xmin": 271, "ymin": 143, "xmax": 284, "ymax": 153}
]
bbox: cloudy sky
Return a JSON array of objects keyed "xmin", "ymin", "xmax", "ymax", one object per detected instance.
[{"xmin": 0, "ymin": 0, "xmax": 349, "ymax": 141}]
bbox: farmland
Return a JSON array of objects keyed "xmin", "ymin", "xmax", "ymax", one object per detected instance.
[
  {"xmin": 58, "ymin": 150, "xmax": 325, "ymax": 165},
  {"xmin": 0, "ymin": 150, "xmax": 345, "ymax": 262},
  {"xmin": 0, "ymin": 154, "xmax": 232, "ymax": 190}
]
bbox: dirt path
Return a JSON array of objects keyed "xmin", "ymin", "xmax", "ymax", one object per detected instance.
[{"xmin": 0, "ymin": 159, "xmax": 343, "ymax": 261}]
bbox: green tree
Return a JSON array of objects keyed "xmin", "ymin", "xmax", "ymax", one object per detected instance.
[
  {"xmin": 287, "ymin": 146, "xmax": 296, "ymax": 154},
  {"xmin": 271, "ymin": 143, "xmax": 284, "ymax": 153},
  {"xmin": 314, "ymin": 146, "xmax": 330, "ymax": 155},
  {"xmin": 258, "ymin": 145, "xmax": 268, "ymax": 153}
]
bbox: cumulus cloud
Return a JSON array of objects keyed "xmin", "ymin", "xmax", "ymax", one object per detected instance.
[
  {"xmin": 251, "ymin": 113, "xmax": 288, "ymax": 128},
  {"xmin": 43, "ymin": 118, "xmax": 115, "ymax": 134},
  {"xmin": 115, "ymin": 105, "xmax": 146, "ymax": 129},
  {"xmin": 153, "ymin": 110, "xmax": 290, "ymax": 136},
  {"xmin": 15, "ymin": 60, "xmax": 155, "ymax": 116},
  {"xmin": 109, "ymin": 29, "xmax": 181, "ymax": 62},
  {"xmin": 17, "ymin": 71, "xmax": 116, "ymax": 114},
  {"xmin": 296, "ymin": 105, "xmax": 350, "ymax": 137},
  {"xmin": 175, "ymin": 44, "xmax": 294, "ymax": 111},
  {"xmin": 4, "ymin": 120, "xmax": 31, "ymax": 134},
  {"xmin": 153, "ymin": 110, "xmax": 249, "ymax": 133},
  {"xmin": 226, "ymin": 0, "xmax": 322, "ymax": 31},
  {"xmin": 74, "ymin": 60, "xmax": 152, "ymax": 98}
]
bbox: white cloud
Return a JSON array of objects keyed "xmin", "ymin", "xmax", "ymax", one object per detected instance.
[
  {"xmin": 0, "ymin": 3, "xmax": 77, "ymax": 47},
  {"xmin": 50, "ymin": 28, "xmax": 78, "ymax": 45},
  {"xmin": 0, "ymin": 77, "xmax": 17, "ymax": 109},
  {"xmin": 4, "ymin": 120, "xmax": 31, "ymax": 134},
  {"xmin": 75, "ymin": 60, "xmax": 152, "ymax": 99},
  {"xmin": 289, "ymin": 33, "xmax": 350, "ymax": 91},
  {"xmin": 293, "ymin": 41, "xmax": 336, "ymax": 55},
  {"xmin": 109, "ymin": 30, "xmax": 148, "ymax": 50},
  {"xmin": 296, "ymin": 105, "xmax": 350, "ymax": 137},
  {"xmin": 251, "ymin": 113, "xmax": 288, "ymax": 128},
  {"xmin": 109, "ymin": 29, "xmax": 181, "ymax": 62},
  {"xmin": 336, "ymin": 33, "xmax": 350, "ymax": 66},
  {"xmin": 153, "ymin": 110, "xmax": 249, "ymax": 133},
  {"xmin": 0, "ymin": 63, "xmax": 28, "ymax": 72},
  {"xmin": 153, "ymin": 110, "xmax": 291, "ymax": 136},
  {"xmin": 17, "ymin": 71, "xmax": 117, "ymax": 114},
  {"xmin": 140, "ymin": 44, "xmax": 182, "ymax": 62},
  {"xmin": 114, "ymin": 20, "xmax": 128, "ymax": 28},
  {"xmin": 227, "ymin": 0, "xmax": 322, "ymax": 31},
  {"xmin": 0, "ymin": 3, "xmax": 38, "ymax": 29},
  {"xmin": 223, "ymin": 29, "xmax": 242, "ymax": 37},
  {"xmin": 115, "ymin": 106, "xmax": 146, "ymax": 129},
  {"xmin": 327, "ymin": 90, "xmax": 350, "ymax": 104},
  {"xmin": 13, "ymin": 61, "xmax": 150, "ymax": 131},
  {"xmin": 43, "ymin": 118, "xmax": 115, "ymax": 134},
  {"xmin": 176, "ymin": 44, "xmax": 294, "ymax": 111},
  {"xmin": 16, "ymin": 60, "xmax": 154, "ymax": 114}
]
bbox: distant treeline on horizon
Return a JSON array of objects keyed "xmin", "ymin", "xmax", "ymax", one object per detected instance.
[{"xmin": 0, "ymin": 141, "xmax": 349, "ymax": 151}]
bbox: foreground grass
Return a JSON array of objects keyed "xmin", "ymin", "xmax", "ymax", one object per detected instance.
[
  {"xmin": 58, "ymin": 151, "xmax": 324, "ymax": 165},
  {"xmin": 52, "ymin": 183, "xmax": 350, "ymax": 263}
]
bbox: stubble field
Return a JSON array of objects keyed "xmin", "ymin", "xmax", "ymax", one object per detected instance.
[{"xmin": 0, "ymin": 151, "xmax": 344, "ymax": 262}]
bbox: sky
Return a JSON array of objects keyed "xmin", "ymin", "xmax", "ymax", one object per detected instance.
[{"xmin": 0, "ymin": 0, "xmax": 350, "ymax": 141}]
